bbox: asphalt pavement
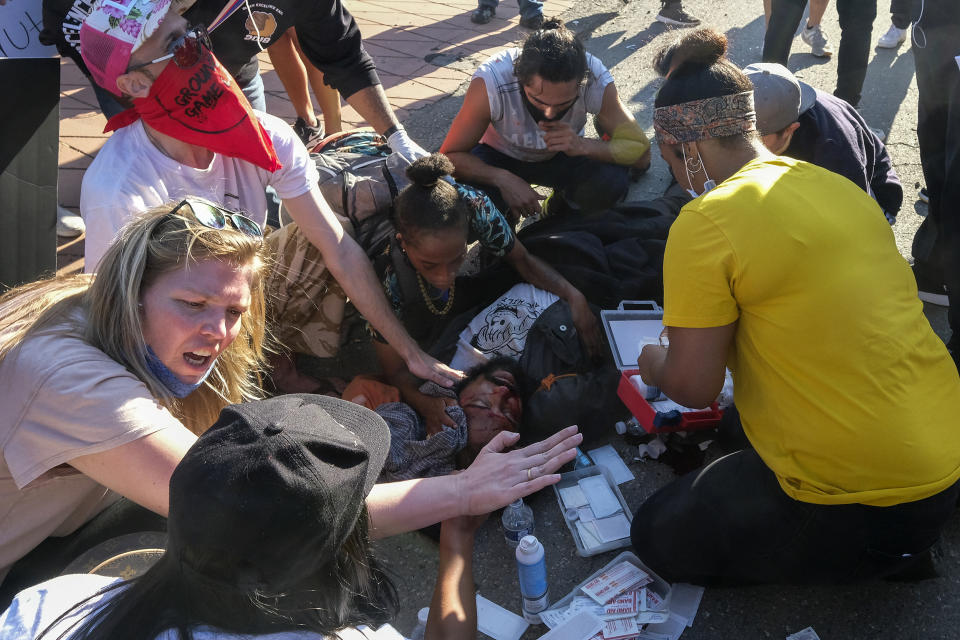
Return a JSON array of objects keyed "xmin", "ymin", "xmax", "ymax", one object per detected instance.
[{"xmin": 381, "ymin": 1, "xmax": 959, "ymax": 638}]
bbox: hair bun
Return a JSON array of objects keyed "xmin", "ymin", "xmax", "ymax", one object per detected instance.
[
  {"xmin": 406, "ymin": 153, "xmax": 455, "ymax": 188},
  {"xmin": 541, "ymin": 17, "xmax": 565, "ymax": 31},
  {"xmin": 669, "ymin": 29, "xmax": 728, "ymax": 70}
]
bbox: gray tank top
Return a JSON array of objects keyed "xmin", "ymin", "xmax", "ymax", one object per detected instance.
[{"xmin": 475, "ymin": 47, "xmax": 613, "ymax": 162}]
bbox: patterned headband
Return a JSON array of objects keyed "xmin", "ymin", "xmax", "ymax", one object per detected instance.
[{"xmin": 653, "ymin": 91, "xmax": 757, "ymax": 145}]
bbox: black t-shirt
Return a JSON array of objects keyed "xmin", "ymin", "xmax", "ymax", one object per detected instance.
[{"xmin": 41, "ymin": 0, "xmax": 380, "ymax": 97}]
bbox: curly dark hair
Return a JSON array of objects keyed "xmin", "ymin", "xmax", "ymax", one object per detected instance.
[{"xmin": 514, "ymin": 17, "xmax": 588, "ymax": 86}]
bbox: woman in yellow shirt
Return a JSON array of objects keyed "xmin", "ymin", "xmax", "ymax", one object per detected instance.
[{"xmin": 631, "ymin": 29, "xmax": 960, "ymax": 585}]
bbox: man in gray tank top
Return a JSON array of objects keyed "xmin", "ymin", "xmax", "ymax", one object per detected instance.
[{"xmin": 440, "ymin": 21, "xmax": 651, "ymax": 220}]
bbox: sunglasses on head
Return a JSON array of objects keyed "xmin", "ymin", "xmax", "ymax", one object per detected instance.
[
  {"xmin": 169, "ymin": 198, "xmax": 263, "ymax": 238},
  {"xmin": 127, "ymin": 24, "xmax": 212, "ymax": 73}
]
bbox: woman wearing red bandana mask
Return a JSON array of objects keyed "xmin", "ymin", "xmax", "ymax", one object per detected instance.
[{"xmin": 79, "ymin": 3, "xmax": 463, "ymax": 392}]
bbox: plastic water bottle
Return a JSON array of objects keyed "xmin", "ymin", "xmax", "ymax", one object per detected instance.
[
  {"xmin": 502, "ymin": 498, "xmax": 534, "ymax": 548},
  {"xmin": 516, "ymin": 535, "xmax": 550, "ymax": 624},
  {"xmin": 410, "ymin": 607, "xmax": 429, "ymax": 640},
  {"xmin": 573, "ymin": 447, "xmax": 593, "ymax": 469}
]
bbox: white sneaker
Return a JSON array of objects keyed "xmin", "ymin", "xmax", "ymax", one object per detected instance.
[
  {"xmin": 801, "ymin": 23, "xmax": 834, "ymax": 57},
  {"xmin": 57, "ymin": 206, "xmax": 85, "ymax": 238},
  {"xmin": 877, "ymin": 24, "xmax": 907, "ymax": 48}
]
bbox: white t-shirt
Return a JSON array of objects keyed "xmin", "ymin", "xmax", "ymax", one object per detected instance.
[
  {"xmin": 80, "ymin": 111, "xmax": 320, "ymax": 272},
  {"xmin": 449, "ymin": 283, "xmax": 559, "ymax": 371},
  {"xmin": 0, "ymin": 314, "xmax": 184, "ymax": 582},
  {"xmin": 475, "ymin": 48, "xmax": 614, "ymax": 162},
  {"xmin": 0, "ymin": 574, "xmax": 408, "ymax": 640}
]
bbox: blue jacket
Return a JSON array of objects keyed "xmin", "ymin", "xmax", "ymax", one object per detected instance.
[{"xmin": 785, "ymin": 88, "xmax": 903, "ymax": 219}]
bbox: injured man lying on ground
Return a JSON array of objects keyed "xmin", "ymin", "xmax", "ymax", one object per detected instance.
[
  {"xmin": 348, "ymin": 281, "xmax": 622, "ymax": 482},
  {"xmin": 369, "ymin": 356, "xmax": 524, "ymax": 481}
]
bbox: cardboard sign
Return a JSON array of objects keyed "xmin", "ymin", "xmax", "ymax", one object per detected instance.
[{"xmin": 1, "ymin": 0, "xmax": 58, "ymax": 58}]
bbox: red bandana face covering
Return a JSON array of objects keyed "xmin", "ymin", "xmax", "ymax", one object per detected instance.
[{"xmin": 104, "ymin": 48, "xmax": 282, "ymax": 172}]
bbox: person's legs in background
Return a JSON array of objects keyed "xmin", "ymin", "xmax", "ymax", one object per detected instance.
[
  {"xmin": 290, "ymin": 30, "xmax": 342, "ymax": 136},
  {"xmin": 911, "ymin": 0, "xmax": 960, "ymax": 367},
  {"xmin": 267, "ymin": 30, "xmax": 325, "ymax": 148},
  {"xmin": 800, "ymin": 0, "xmax": 835, "ymax": 57},
  {"xmin": 763, "ymin": 0, "xmax": 807, "ymax": 65},
  {"xmin": 833, "ymin": 0, "xmax": 877, "ymax": 107},
  {"xmin": 877, "ymin": 0, "xmax": 911, "ymax": 48},
  {"xmin": 238, "ymin": 72, "xmax": 281, "ymax": 226},
  {"xmin": 656, "ymin": 0, "xmax": 701, "ymax": 27},
  {"xmin": 517, "ymin": 0, "xmax": 544, "ymax": 29},
  {"xmin": 471, "ymin": 0, "xmax": 500, "ymax": 24},
  {"xmin": 241, "ymin": 71, "xmax": 267, "ymax": 112}
]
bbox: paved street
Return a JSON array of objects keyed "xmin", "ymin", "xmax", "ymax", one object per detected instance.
[
  {"xmin": 376, "ymin": 2, "xmax": 959, "ymax": 639},
  {"xmin": 52, "ymin": 0, "xmax": 958, "ymax": 637}
]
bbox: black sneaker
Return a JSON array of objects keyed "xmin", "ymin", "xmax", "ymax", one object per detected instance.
[
  {"xmin": 292, "ymin": 117, "xmax": 324, "ymax": 150},
  {"xmin": 471, "ymin": 6, "xmax": 495, "ymax": 24},
  {"xmin": 519, "ymin": 13, "xmax": 544, "ymax": 29},
  {"xmin": 656, "ymin": 1, "xmax": 701, "ymax": 27},
  {"xmin": 919, "ymin": 187, "xmax": 930, "ymax": 204},
  {"xmin": 913, "ymin": 262, "xmax": 949, "ymax": 306}
]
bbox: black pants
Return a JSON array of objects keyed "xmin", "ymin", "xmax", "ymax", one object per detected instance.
[
  {"xmin": 468, "ymin": 144, "xmax": 631, "ymax": 216},
  {"xmin": 910, "ymin": 0, "xmax": 960, "ymax": 358},
  {"xmin": 762, "ymin": 0, "xmax": 878, "ymax": 107},
  {"xmin": 889, "ymin": 0, "xmax": 911, "ymax": 29},
  {"xmin": 0, "ymin": 498, "xmax": 166, "ymax": 610},
  {"xmin": 630, "ymin": 448, "xmax": 960, "ymax": 585}
]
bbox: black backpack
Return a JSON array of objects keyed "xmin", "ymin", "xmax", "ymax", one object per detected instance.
[{"xmin": 311, "ymin": 129, "xmax": 412, "ymax": 258}]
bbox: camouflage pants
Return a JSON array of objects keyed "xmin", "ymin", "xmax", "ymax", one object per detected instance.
[{"xmin": 265, "ymin": 223, "xmax": 346, "ymax": 358}]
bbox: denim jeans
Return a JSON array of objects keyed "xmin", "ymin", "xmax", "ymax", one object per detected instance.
[
  {"xmin": 239, "ymin": 72, "xmax": 282, "ymax": 226},
  {"xmin": 910, "ymin": 0, "xmax": 960, "ymax": 356},
  {"xmin": 468, "ymin": 143, "xmax": 630, "ymax": 215},
  {"xmin": 630, "ymin": 447, "xmax": 960, "ymax": 585},
  {"xmin": 241, "ymin": 71, "xmax": 267, "ymax": 111},
  {"xmin": 762, "ymin": 0, "xmax": 878, "ymax": 107},
  {"xmin": 476, "ymin": 0, "xmax": 543, "ymax": 20}
]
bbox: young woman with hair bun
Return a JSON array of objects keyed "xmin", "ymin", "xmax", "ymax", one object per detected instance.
[
  {"xmin": 371, "ymin": 152, "xmax": 600, "ymax": 434},
  {"xmin": 631, "ymin": 28, "xmax": 960, "ymax": 585}
]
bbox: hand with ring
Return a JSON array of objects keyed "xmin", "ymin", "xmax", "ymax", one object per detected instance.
[{"xmin": 454, "ymin": 425, "xmax": 581, "ymax": 517}]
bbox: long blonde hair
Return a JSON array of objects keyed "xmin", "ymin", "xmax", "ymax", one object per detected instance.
[{"xmin": 0, "ymin": 203, "xmax": 272, "ymax": 433}]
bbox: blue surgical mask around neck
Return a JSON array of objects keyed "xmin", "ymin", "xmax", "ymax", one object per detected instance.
[{"xmin": 144, "ymin": 345, "xmax": 215, "ymax": 398}]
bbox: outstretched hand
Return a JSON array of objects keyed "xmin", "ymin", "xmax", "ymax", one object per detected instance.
[
  {"xmin": 405, "ymin": 350, "xmax": 464, "ymax": 388},
  {"xmin": 454, "ymin": 425, "xmax": 581, "ymax": 516}
]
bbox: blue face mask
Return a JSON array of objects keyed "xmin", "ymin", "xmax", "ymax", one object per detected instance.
[{"xmin": 144, "ymin": 346, "xmax": 215, "ymax": 398}]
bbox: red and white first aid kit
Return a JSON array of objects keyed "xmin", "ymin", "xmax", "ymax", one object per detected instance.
[{"xmin": 600, "ymin": 301, "xmax": 723, "ymax": 434}]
